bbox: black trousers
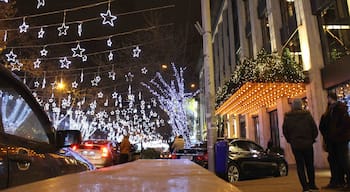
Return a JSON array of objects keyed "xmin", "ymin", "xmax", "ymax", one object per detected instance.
[
  {"xmin": 292, "ymin": 147, "xmax": 316, "ymax": 189},
  {"xmin": 327, "ymin": 141, "xmax": 350, "ymax": 185},
  {"xmin": 119, "ymin": 153, "xmax": 129, "ymax": 164}
]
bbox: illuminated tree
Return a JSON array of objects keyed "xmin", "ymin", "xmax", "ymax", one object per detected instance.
[{"xmin": 142, "ymin": 63, "xmax": 198, "ymax": 147}]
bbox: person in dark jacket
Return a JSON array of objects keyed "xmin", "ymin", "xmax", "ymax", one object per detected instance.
[
  {"xmin": 319, "ymin": 92, "xmax": 350, "ymax": 190},
  {"xmin": 283, "ymin": 99, "xmax": 318, "ymax": 192}
]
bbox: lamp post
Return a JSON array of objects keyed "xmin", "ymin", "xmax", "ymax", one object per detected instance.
[{"xmin": 197, "ymin": 0, "xmax": 217, "ymax": 172}]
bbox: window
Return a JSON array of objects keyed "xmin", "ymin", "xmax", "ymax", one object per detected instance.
[
  {"xmin": 0, "ymin": 88, "xmax": 49, "ymax": 143},
  {"xmin": 317, "ymin": 0, "xmax": 350, "ymax": 64}
]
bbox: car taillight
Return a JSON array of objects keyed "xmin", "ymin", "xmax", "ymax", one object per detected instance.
[
  {"xmin": 101, "ymin": 147, "xmax": 109, "ymax": 157},
  {"xmin": 196, "ymin": 156, "xmax": 204, "ymax": 161},
  {"xmin": 204, "ymin": 153, "xmax": 208, "ymax": 161},
  {"xmin": 71, "ymin": 144, "xmax": 78, "ymax": 151},
  {"xmin": 171, "ymin": 154, "xmax": 177, "ymax": 159},
  {"xmin": 85, "ymin": 142, "xmax": 93, "ymax": 148}
]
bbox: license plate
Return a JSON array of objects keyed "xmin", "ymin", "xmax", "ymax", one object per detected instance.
[{"xmin": 180, "ymin": 156, "xmax": 192, "ymax": 160}]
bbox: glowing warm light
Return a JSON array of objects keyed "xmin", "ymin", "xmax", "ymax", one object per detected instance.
[
  {"xmin": 323, "ymin": 25, "xmax": 350, "ymax": 30},
  {"xmin": 190, "ymin": 83, "xmax": 196, "ymax": 88},
  {"xmin": 161, "ymin": 64, "xmax": 168, "ymax": 69},
  {"xmin": 215, "ymin": 82, "xmax": 306, "ymax": 115},
  {"xmin": 57, "ymin": 81, "xmax": 65, "ymax": 90}
]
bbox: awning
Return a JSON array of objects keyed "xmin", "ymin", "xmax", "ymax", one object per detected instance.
[{"xmin": 215, "ymin": 82, "xmax": 306, "ymax": 115}]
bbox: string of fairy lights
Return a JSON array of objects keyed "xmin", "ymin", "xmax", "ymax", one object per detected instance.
[{"xmin": 0, "ymin": 0, "xmax": 196, "ymax": 146}]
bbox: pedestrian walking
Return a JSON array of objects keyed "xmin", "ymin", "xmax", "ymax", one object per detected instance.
[
  {"xmin": 283, "ymin": 99, "xmax": 319, "ymax": 192},
  {"xmin": 119, "ymin": 134, "xmax": 131, "ymax": 164},
  {"xmin": 319, "ymin": 92, "xmax": 350, "ymax": 190}
]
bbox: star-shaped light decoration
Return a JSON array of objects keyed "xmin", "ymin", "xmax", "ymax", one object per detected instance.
[
  {"xmin": 78, "ymin": 23, "xmax": 83, "ymax": 37},
  {"xmin": 71, "ymin": 43, "xmax": 85, "ymax": 57},
  {"xmin": 19, "ymin": 18, "xmax": 29, "ymax": 33},
  {"xmin": 108, "ymin": 51, "xmax": 113, "ymax": 61},
  {"xmin": 97, "ymin": 92, "xmax": 104, "ymax": 98},
  {"xmin": 82, "ymin": 55, "xmax": 88, "ymax": 62},
  {"xmin": 37, "ymin": 0, "xmax": 45, "ymax": 9},
  {"xmin": 107, "ymin": 37, "xmax": 112, "ymax": 47},
  {"xmin": 100, "ymin": 9, "xmax": 117, "ymax": 27},
  {"xmin": 108, "ymin": 70, "xmax": 116, "ymax": 80},
  {"xmin": 59, "ymin": 57, "xmax": 72, "ymax": 69},
  {"xmin": 40, "ymin": 47, "xmax": 48, "ymax": 56},
  {"xmin": 57, "ymin": 23, "xmax": 69, "ymax": 36},
  {"xmin": 33, "ymin": 58, "xmax": 41, "ymax": 69},
  {"xmin": 112, "ymin": 92, "xmax": 118, "ymax": 99},
  {"xmin": 6, "ymin": 50, "xmax": 17, "ymax": 62},
  {"xmin": 34, "ymin": 81, "xmax": 40, "ymax": 88},
  {"xmin": 91, "ymin": 79, "xmax": 98, "ymax": 86},
  {"xmin": 95, "ymin": 75, "xmax": 101, "ymax": 83},
  {"xmin": 72, "ymin": 81, "xmax": 78, "ymax": 89},
  {"xmin": 141, "ymin": 67, "xmax": 148, "ymax": 74},
  {"xmin": 132, "ymin": 46, "xmax": 141, "ymax": 58},
  {"xmin": 10, "ymin": 60, "xmax": 23, "ymax": 71},
  {"xmin": 38, "ymin": 27, "xmax": 45, "ymax": 38}
]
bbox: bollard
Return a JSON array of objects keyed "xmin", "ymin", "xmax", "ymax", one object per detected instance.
[{"xmin": 215, "ymin": 140, "xmax": 229, "ymax": 180}]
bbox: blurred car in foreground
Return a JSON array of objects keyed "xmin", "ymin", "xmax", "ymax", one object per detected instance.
[
  {"xmin": 74, "ymin": 140, "xmax": 119, "ymax": 168},
  {"xmin": 226, "ymin": 139, "xmax": 288, "ymax": 183},
  {"xmin": 0, "ymin": 64, "xmax": 94, "ymax": 189},
  {"xmin": 172, "ymin": 148, "xmax": 208, "ymax": 168}
]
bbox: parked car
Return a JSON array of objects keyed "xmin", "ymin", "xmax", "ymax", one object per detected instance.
[
  {"xmin": 74, "ymin": 139, "xmax": 119, "ymax": 168},
  {"xmin": 226, "ymin": 139, "xmax": 288, "ymax": 183},
  {"xmin": 0, "ymin": 64, "xmax": 94, "ymax": 189},
  {"xmin": 172, "ymin": 148, "xmax": 208, "ymax": 168}
]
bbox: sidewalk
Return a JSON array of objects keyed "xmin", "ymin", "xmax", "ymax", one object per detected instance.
[{"xmin": 233, "ymin": 166, "xmax": 344, "ymax": 192}]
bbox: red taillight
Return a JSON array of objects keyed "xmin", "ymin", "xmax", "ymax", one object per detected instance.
[
  {"xmin": 71, "ymin": 144, "xmax": 78, "ymax": 151},
  {"xmin": 204, "ymin": 153, "xmax": 208, "ymax": 161},
  {"xmin": 85, "ymin": 142, "xmax": 93, "ymax": 148},
  {"xmin": 171, "ymin": 154, "xmax": 177, "ymax": 159},
  {"xmin": 196, "ymin": 156, "xmax": 204, "ymax": 161},
  {"xmin": 101, "ymin": 146, "xmax": 109, "ymax": 157}
]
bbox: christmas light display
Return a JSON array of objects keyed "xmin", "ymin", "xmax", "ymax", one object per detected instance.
[{"xmin": 142, "ymin": 63, "xmax": 198, "ymax": 147}]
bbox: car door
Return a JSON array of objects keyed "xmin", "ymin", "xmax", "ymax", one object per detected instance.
[{"xmin": 0, "ymin": 85, "xmax": 59, "ymax": 187}]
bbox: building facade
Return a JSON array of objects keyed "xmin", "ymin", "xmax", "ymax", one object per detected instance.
[{"xmin": 199, "ymin": 0, "xmax": 350, "ymax": 167}]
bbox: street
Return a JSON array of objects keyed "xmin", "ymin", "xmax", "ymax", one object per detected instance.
[{"xmin": 233, "ymin": 165, "xmax": 340, "ymax": 192}]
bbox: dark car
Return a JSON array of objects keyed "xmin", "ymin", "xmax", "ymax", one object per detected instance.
[
  {"xmin": 226, "ymin": 139, "xmax": 288, "ymax": 183},
  {"xmin": 0, "ymin": 64, "xmax": 94, "ymax": 189},
  {"xmin": 74, "ymin": 139, "xmax": 119, "ymax": 168}
]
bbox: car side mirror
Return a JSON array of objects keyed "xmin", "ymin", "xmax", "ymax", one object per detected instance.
[{"xmin": 56, "ymin": 130, "xmax": 82, "ymax": 148}]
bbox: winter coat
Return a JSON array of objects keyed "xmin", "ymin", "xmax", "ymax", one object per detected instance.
[
  {"xmin": 171, "ymin": 138, "xmax": 185, "ymax": 152},
  {"xmin": 120, "ymin": 137, "xmax": 131, "ymax": 154},
  {"xmin": 319, "ymin": 102, "xmax": 350, "ymax": 142},
  {"xmin": 283, "ymin": 110, "xmax": 318, "ymax": 149}
]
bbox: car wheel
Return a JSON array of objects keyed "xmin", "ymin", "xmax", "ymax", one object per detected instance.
[
  {"xmin": 276, "ymin": 162, "xmax": 288, "ymax": 177},
  {"xmin": 227, "ymin": 163, "xmax": 240, "ymax": 183}
]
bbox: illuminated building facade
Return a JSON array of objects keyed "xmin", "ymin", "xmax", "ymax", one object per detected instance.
[{"xmin": 199, "ymin": 0, "xmax": 350, "ymax": 167}]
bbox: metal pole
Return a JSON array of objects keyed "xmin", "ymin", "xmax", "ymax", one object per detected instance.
[{"xmin": 200, "ymin": 0, "xmax": 217, "ymax": 172}]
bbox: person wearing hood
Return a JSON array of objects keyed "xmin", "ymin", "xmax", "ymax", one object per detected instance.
[{"xmin": 283, "ymin": 99, "xmax": 318, "ymax": 192}]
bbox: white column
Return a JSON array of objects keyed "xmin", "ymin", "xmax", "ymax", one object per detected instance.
[
  {"xmin": 258, "ymin": 108, "xmax": 271, "ymax": 148},
  {"xmin": 266, "ymin": 0, "xmax": 282, "ymax": 52},
  {"xmin": 236, "ymin": 0, "xmax": 249, "ymax": 58},
  {"xmin": 294, "ymin": 0, "xmax": 328, "ymax": 168},
  {"xmin": 245, "ymin": 114, "xmax": 255, "ymax": 141},
  {"xmin": 249, "ymin": 0, "xmax": 263, "ymax": 56}
]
